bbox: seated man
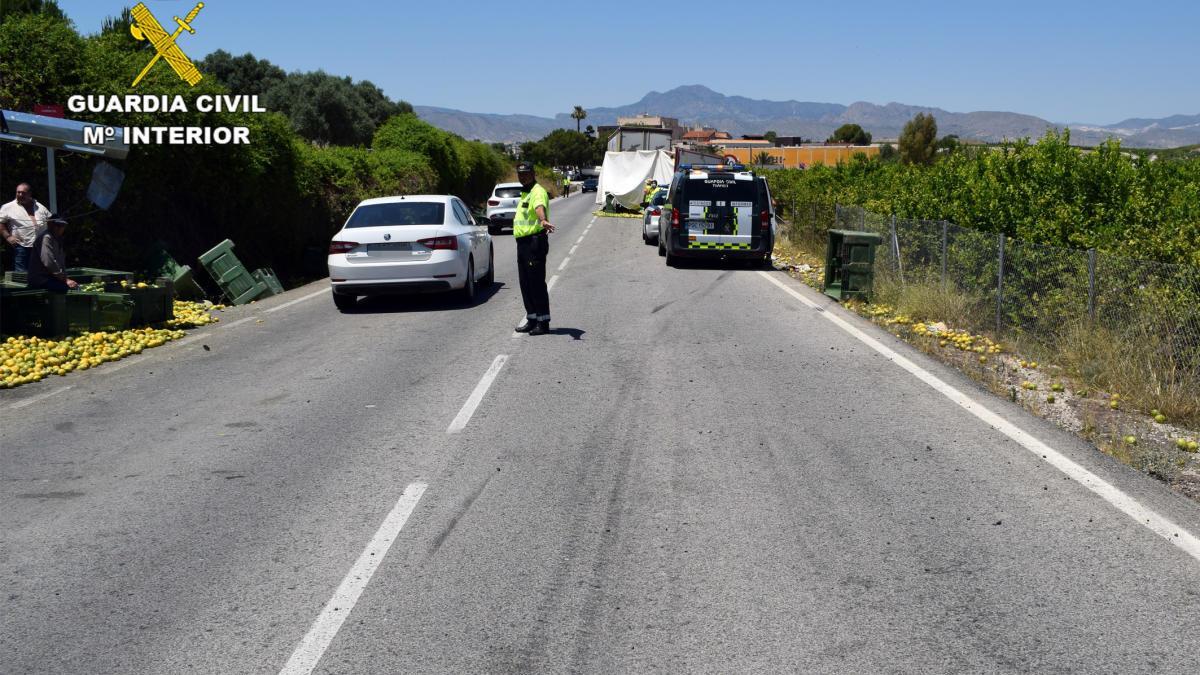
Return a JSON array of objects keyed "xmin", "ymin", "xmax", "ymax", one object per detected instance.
[{"xmin": 27, "ymin": 217, "xmax": 78, "ymax": 293}]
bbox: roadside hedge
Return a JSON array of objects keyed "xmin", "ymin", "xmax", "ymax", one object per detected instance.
[{"xmin": 0, "ymin": 13, "xmax": 507, "ymax": 285}]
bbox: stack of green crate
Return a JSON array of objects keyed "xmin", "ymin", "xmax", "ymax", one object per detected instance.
[
  {"xmin": 252, "ymin": 268, "xmax": 284, "ymax": 296},
  {"xmin": 144, "ymin": 243, "xmax": 205, "ymax": 300},
  {"xmin": 197, "ymin": 239, "xmax": 269, "ymax": 305},
  {"xmin": 66, "ymin": 292, "xmax": 134, "ymax": 333},
  {"xmin": 108, "ymin": 279, "xmax": 175, "ymax": 325},
  {"xmin": 66, "ymin": 267, "xmax": 134, "ymax": 285},
  {"xmin": 0, "ymin": 289, "xmax": 66, "ymax": 338}
]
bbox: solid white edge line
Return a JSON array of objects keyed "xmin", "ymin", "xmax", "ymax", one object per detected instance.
[
  {"xmin": 278, "ymin": 481, "xmax": 428, "ymax": 675},
  {"xmin": 446, "ymin": 355, "xmax": 509, "ymax": 433},
  {"xmin": 547, "ymin": 275, "xmax": 559, "ymax": 290},
  {"xmin": 757, "ymin": 271, "xmax": 1200, "ymax": 563},
  {"xmin": 7, "ymin": 385, "xmax": 72, "ymax": 410},
  {"xmin": 557, "ymin": 257, "xmax": 571, "ymax": 272},
  {"xmin": 266, "ymin": 289, "xmax": 327, "ymax": 313}
]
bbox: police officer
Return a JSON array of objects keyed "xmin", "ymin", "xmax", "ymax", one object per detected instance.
[
  {"xmin": 513, "ymin": 162, "xmax": 555, "ymax": 336},
  {"xmin": 562, "ymin": 174, "xmax": 570, "ymax": 197}
]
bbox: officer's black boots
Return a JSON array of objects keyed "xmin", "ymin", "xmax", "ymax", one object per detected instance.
[
  {"xmin": 529, "ymin": 320, "xmax": 550, "ymax": 336},
  {"xmin": 515, "ymin": 319, "xmax": 535, "ymax": 333}
]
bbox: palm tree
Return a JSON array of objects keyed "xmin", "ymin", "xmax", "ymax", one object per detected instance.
[
  {"xmin": 753, "ymin": 151, "xmax": 777, "ymax": 166},
  {"xmin": 571, "ymin": 106, "xmax": 587, "ymax": 133}
]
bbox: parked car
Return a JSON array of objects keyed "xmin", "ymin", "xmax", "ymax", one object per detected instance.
[
  {"xmin": 642, "ymin": 188, "xmax": 669, "ymax": 245},
  {"xmin": 581, "ymin": 178, "xmax": 599, "ymax": 193},
  {"xmin": 485, "ymin": 182, "xmax": 523, "ymax": 234},
  {"xmin": 658, "ymin": 165, "xmax": 775, "ymax": 267},
  {"xmin": 328, "ymin": 195, "xmax": 494, "ymax": 310}
]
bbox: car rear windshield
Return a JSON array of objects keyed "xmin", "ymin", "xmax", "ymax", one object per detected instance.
[
  {"xmin": 494, "ymin": 187, "xmax": 522, "ymax": 198},
  {"xmin": 345, "ymin": 202, "xmax": 445, "ymax": 227}
]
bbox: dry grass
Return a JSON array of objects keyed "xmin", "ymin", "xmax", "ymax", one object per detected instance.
[
  {"xmin": 1055, "ymin": 321, "xmax": 1200, "ymax": 427},
  {"xmin": 873, "ymin": 277, "xmax": 987, "ymax": 328}
]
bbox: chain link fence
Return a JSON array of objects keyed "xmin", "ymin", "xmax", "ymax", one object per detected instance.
[{"xmin": 815, "ymin": 204, "xmax": 1200, "ymax": 397}]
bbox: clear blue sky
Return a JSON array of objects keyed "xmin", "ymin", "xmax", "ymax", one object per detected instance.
[{"xmin": 55, "ymin": 0, "xmax": 1200, "ymax": 124}]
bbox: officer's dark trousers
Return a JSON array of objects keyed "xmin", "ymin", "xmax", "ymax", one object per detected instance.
[{"xmin": 516, "ymin": 231, "xmax": 550, "ymax": 321}]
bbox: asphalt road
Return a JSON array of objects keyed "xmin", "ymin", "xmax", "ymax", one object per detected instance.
[{"xmin": 4, "ymin": 190, "xmax": 1200, "ymax": 673}]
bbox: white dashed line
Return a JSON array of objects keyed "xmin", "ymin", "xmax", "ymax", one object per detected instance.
[
  {"xmin": 557, "ymin": 257, "xmax": 571, "ymax": 272},
  {"xmin": 265, "ymin": 289, "xmax": 327, "ymax": 313},
  {"xmin": 569, "ymin": 245, "xmax": 578, "ymax": 256},
  {"xmin": 447, "ymin": 355, "xmax": 509, "ymax": 434},
  {"xmin": 758, "ymin": 271, "xmax": 1200, "ymax": 564},
  {"xmin": 279, "ymin": 482, "xmax": 428, "ymax": 675},
  {"xmin": 547, "ymin": 274, "xmax": 559, "ymax": 290}
]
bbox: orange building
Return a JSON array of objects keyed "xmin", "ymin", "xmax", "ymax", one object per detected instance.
[{"xmin": 719, "ymin": 144, "xmax": 880, "ymax": 168}]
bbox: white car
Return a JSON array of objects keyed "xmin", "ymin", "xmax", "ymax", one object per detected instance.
[
  {"xmin": 328, "ymin": 195, "xmax": 494, "ymax": 310},
  {"xmin": 484, "ymin": 182, "xmax": 523, "ymax": 234}
]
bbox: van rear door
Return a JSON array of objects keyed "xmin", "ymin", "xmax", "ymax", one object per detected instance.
[{"xmin": 680, "ymin": 172, "xmax": 761, "ymax": 251}]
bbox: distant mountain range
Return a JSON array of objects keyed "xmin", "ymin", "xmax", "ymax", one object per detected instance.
[{"xmin": 414, "ymin": 85, "xmax": 1200, "ymax": 149}]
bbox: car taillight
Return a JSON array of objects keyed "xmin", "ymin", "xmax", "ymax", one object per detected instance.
[
  {"xmin": 671, "ymin": 208, "xmax": 680, "ymax": 230},
  {"xmin": 650, "ymin": 207, "xmax": 661, "ymax": 216},
  {"xmin": 487, "ymin": 199, "xmax": 500, "ymax": 206},
  {"xmin": 419, "ymin": 236, "xmax": 458, "ymax": 250},
  {"xmin": 329, "ymin": 240, "xmax": 358, "ymax": 254},
  {"xmin": 761, "ymin": 210, "xmax": 770, "ymax": 226}
]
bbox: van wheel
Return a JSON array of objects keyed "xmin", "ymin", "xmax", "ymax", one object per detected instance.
[
  {"xmin": 332, "ymin": 291, "xmax": 356, "ymax": 312},
  {"xmin": 665, "ymin": 248, "xmax": 678, "ymax": 268}
]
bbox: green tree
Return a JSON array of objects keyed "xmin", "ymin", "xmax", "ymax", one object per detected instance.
[
  {"xmin": 764, "ymin": 130, "xmax": 778, "ymax": 144},
  {"xmin": 523, "ymin": 129, "xmax": 603, "ymax": 168},
  {"xmin": 936, "ymin": 134, "xmax": 961, "ymax": 154},
  {"xmin": 827, "ymin": 123, "xmax": 872, "ymax": 145},
  {"xmin": 899, "ymin": 113, "xmax": 938, "ymax": 165},
  {"xmin": 753, "ymin": 151, "xmax": 777, "ymax": 166},
  {"xmin": 0, "ymin": 0, "xmax": 65, "ymax": 21},
  {"xmin": 571, "ymin": 105, "xmax": 587, "ymax": 133},
  {"xmin": 0, "ymin": 12, "xmax": 85, "ymax": 110},
  {"xmin": 878, "ymin": 143, "xmax": 898, "ymax": 162},
  {"xmin": 201, "ymin": 50, "xmax": 287, "ymax": 94},
  {"xmin": 373, "ymin": 113, "xmax": 465, "ymax": 192},
  {"xmin": 264, "ymin": 71, "xmax": 408, "ymax": 146}
]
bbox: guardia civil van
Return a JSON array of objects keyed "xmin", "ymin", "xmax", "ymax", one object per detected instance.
[{"xmin": 656, "ymin": 164, "xmax": 775, "ymax": 267}]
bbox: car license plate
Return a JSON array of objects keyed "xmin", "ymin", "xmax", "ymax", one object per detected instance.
[{"xmin": 369, "ymin": 242, "xmax": 411, "ymax": 251}]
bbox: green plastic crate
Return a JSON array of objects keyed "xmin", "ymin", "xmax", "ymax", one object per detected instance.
[
  {"xmin": 67, "ymin": 292, "xmax": 133, "ymax": 333},
  {"xmin": 66, "ymin": 267, "xmax": 134, "ymax": 284},
  {"xmin": 144, "ymin": 244, "xmax": 204, "ymax": 299},
  {"xmin": 197, "ymin": 239, "xmax": 268, "ymax": 305},
  {"xmin": 103, "ymin": 281, "xmax": 174, "ymax": 326},
  {"xmin": 252, "ymin": 268, "xmax": 284, "ymax": 296},
  {"xmin": 1, "ymin": 289, "xmax": 66, "ymax": 338}
]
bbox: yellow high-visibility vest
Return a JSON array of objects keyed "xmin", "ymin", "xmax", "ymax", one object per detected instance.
[{"xmin": 514, "ymin": 183, "xmax": 550, "ymax": 238}]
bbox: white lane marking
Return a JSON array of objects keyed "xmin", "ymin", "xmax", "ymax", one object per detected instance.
[
  {"xmin": 447, "ymin": 355, "xmax": 509, "ymax": 434},
  {"xmin": 758, "ymin": 271, "xmax": 1200, "ymax": 563},
  {"xmin": 569, "ymin": 245, "xmax": 578, "ymax": 256},
  {"xmin": 557, "ymin": 256, "xmax": 571, "ymax": 272},
  {"xmin": 575, "ymin": 237, "xmax": 585, "ymax": 245},
  {"xmin": 278, "ymin": 481, "xmax": 427, "ymax": 675},
  {"xmin": 266, "ymin": 289, "xmax": 327, "ymax": 313},
  {"xmin": 7, "ymin": 386, "xmax": 72, "ymax": 410},
  {"xmin": 547, "ymin": 274, "xmax": 559, "ymax": 290}
]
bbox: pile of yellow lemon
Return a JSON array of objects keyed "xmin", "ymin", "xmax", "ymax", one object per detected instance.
[
  {"xmin": 922, "ymin": 326, "xmax": 1003, "ymax": 356},
  {"xmin": 0, "ymin": 327, "xmax": 187, "ymax": 388},
  {"xmin": 167, "ymin": 300, "xmax": 225, "ymax": 328}
]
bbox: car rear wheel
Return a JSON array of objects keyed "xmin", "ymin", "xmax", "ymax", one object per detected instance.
[
  {"xmin": 657, "ymin": 235, "xmax": 666, "ymax": 257},
  {"xmin": 481, "ymin": 247, "xmax": 495, "ymax": 286},
  {"xmin": 460, "ymin": 259, "xmax": 477, "ymax": 303},
  {"xmin": 332, "ymin": 290, "xmax": 356, "ymax": 312}
]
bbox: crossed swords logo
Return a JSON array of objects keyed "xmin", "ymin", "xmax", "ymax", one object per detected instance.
[{"xmin": 130, "ymin": 2, "xmax": 205, "ymax": 88}]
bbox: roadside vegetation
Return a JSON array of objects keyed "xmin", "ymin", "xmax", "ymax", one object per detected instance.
[
  {"xmin": 768, "ymin": 123, "xmax": 1200, "ymax": 493},
  {"xmin": 0, "ymin": 5, "xmax": 510, "ymax": 284}
]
